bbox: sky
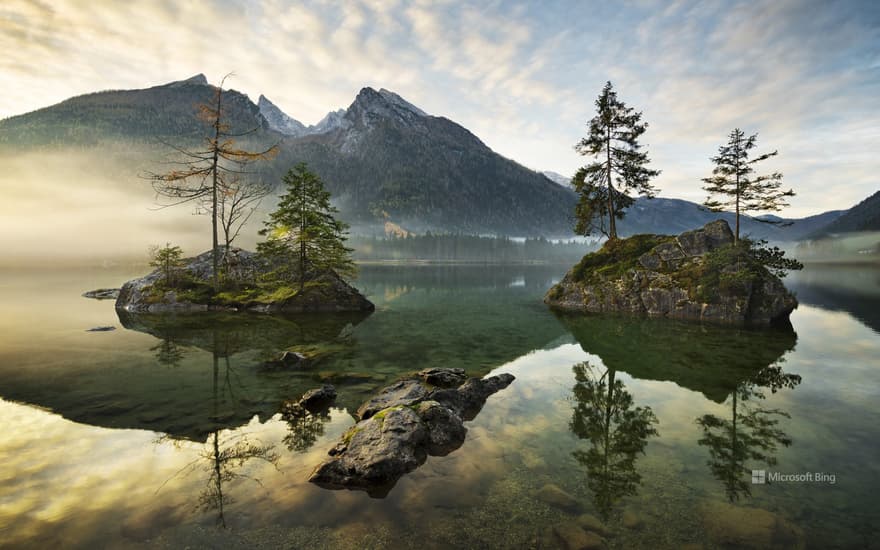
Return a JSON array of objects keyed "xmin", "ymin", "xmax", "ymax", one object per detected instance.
[{"xmin": 1, "ymin": 0, "xmax": 879, "ymax": 216}]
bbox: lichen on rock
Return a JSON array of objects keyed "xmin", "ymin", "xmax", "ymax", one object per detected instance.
[{"xmin": 544, "ymin": 220, "xmax": 797, "ymax": 326}]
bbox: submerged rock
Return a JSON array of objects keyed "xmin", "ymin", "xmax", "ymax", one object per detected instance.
[
  {"xmin": 85, "ymin": 325, "xmax": 116, "ymax": 332},
  {"xmin": 535, "ymin": 483, "xmax": 581, "ymax": 512},
  {"xmin": 553, "ymin": 522, "xmax": 606, "ymax": 550},
  {"xmin": 545, "ymin": 220, "xmax": 797, "ymax": 325},
  {"xmin": 115, "ymin": 248, "xmax": 374, "ymax": 314},
  {"xmin": 700, "ymin": 500, "xmax": 804, "ymax": 549},
  {"xmin": 309, "ymin": 370, "xmax": 515, "ymax": 497},
  {"xmin": 82, "ymin": 288, "xmax": 120, "ymax": 300}
]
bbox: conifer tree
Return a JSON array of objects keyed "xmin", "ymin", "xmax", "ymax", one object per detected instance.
[
  {"xmin": 258, "ymin": 163, "xmax": 355, "ymax": 290},
  {"xmin": 573, "ymin": 81, "xmax": 660, "ymax": 240},
  {"xmin": 702, "ymin": 129, "xmax": 793, "ymax": 244}
]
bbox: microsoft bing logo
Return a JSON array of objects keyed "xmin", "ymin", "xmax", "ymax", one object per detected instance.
[{"xmin": 752, "ymin": 470, "xmax": 766, "ymax": 484}]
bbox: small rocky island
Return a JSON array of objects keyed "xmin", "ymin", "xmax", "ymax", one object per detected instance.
[
  {"xmin": 309, "ymin": 368, "xmax": 515, "ymax": 497},
  {"xmin": 115, "ymin": 248, "xmax": 374, "ymax": 313},
  {"xmin": 545, "ymin": 220, "xmax": 797, "ymax": 325}
]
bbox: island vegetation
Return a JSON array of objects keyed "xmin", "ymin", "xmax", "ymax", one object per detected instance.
[{"xmin": 554, "ymin": 82, "xmax": 805, "ymax": 325}]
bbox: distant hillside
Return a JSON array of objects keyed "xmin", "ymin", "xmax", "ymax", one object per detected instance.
[
  {"xmin": 807, "ymin": 190, "xmax": 880, "ymax": 238},
  {"xmin": 620, "ymin": 197, "xmax": 845, "ymax": 241},
  {"xmin": 0, "ymin": 74, "xmax": 274, "ymax": 147}
]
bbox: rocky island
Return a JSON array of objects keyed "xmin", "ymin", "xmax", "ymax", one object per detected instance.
[
  {"xmin": 115, "ymin": 248, "xmax": 374, "ymax": 313},
  {"xmin": 309, "ymin": 368, "xmax": 515, "ymax": 497},
  {"xmin": 545, "ymin": 220, "xmax": 797, "ymax": 325}
]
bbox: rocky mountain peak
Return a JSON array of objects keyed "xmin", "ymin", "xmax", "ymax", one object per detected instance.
[
  {"xmin": 167, "ymin": 73, "xmax": 209, "ymax": 88},
  {"xmin": 347, "ymin": 87, "xmax": 428, "ymax": 127},
  {"xmin": 257, "ymin": 94, "xmax": 308, "ymax": 136}
]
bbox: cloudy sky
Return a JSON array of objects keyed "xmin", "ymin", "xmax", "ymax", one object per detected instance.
[{"xmin": 2, "ymin": 0, "xmax": 878, "ymax": 216}]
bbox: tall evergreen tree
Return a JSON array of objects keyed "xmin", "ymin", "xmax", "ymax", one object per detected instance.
[
  {"xmin": 573, "ymin": 81, "xmax": 660, "ymax": 240},
  {"xmin": 702, "ymin": 129, "xmax": 793, "ymax": 244},
  {"xmin": 258, "ymin": 163, "xmax": 355, "ymax": 290}
]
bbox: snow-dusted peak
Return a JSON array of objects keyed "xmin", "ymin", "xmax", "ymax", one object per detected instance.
[
  {"xmin": 377, "ymin": 88, "xmax": 428, "ymax": 116},
  {"xmin": 258, "ymin": 94, "xmax": 308, "ymax": 136},
  {"xmin": 312, "ymin": 108, "xmax": 350, "ymax": 133}
]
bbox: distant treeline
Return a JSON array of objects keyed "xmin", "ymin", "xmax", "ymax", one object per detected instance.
[{"xmin": 350, "ymin": 233, "xmax": 597, "ymax": 263}]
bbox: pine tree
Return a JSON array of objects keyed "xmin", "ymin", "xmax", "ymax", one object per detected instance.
[
  {"xmin": 573, "ymin": 81, "xmax": 660, "ymax": 240},
  {"xmin": 149, "ymin": 242, "xmax": 184, "ymax": 288},
  {"xmin": 702, "ymin": 129, "xmax": 793, "ymax": 244},
  {"xmin": 258, "ymin": 163, "xmax": 355, "ymax": 290}
]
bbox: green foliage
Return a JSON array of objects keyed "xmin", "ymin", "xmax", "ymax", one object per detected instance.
[
  {"xmin": 573, "ymin": 81, "xmax": 660, "ymax": 239},
  {"xmin": 571, "ymin": 234, "xmax": 673, "ymax": 283},
  {"xmin": 671, "ymin": 239, "xmax": 801, "ymax": 302},
  {"xmin": 748, "ymin": 239, "xmax": 804, "ymax": 278},
  {"xmin": 149, "ymin": 243, "xmax": 185, "ymax": 288},
  {"xmin": 702, "ymin": 129, "xmax": 794, "ymax": 242},
  {"xmin": 258, "ymin": 163, "xmax": 356, "ymax": 287}
]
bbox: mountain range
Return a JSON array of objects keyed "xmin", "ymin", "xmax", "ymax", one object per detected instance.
[{"xmin": 0, "ymin": 74, "xmax": 874, "ymax": 240}]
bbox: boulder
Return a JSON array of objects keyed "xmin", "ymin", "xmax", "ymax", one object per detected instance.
[
  {"xmin": 418, "ymin": 367, "xmax": 467, "ymax": 387},
  {"xmin": 356, "ymin": 379, "xmax": 429, "ymax": 420},
  {"xmin": 545, "ymin": 220, "xmax": 797, "ymax": 326},
  {"xmin": 310, "ymin": 371, "xmax": 515, "ymax": 496}
]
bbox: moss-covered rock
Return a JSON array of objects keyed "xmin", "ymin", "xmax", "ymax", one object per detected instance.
[
  {"xmin": 545, "ymin": 221, "xmax": 797, "ymax": 325},
  {"xmin": 116, "ymin": 248, "xmax": 374, "ymax": 314}
]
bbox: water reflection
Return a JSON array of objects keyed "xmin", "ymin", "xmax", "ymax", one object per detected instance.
[
  {"xmin": 555, "ymin": 313, "xmax": 798, "ymax": 403},
  {"xmin": 696, "ymin": 362, "xmax": 801, "ymax": 501},
  {"xmin": 785, "ymin": 265, "xmax": 880, "ymax": 334},
  {"xmin": 570, "ymin": 362, "xmax": 659, "ymax": 521},
  {"xmin": 557, "ymin": 313, "xmax": 803, "ymax": 506}
]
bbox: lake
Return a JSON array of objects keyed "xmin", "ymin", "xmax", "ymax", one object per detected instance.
[{"xmin": 0, "ymin": 264, "xmax": 878, "ymax": 549}]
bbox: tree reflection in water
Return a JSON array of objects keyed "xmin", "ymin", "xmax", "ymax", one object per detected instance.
[
  {"xmin": 696, "ymin": 360, "xmax": 801, "ymax": 502},
  {"xmin": 570, "ymin": 362, "xmax": 659, "ymax": 522}
]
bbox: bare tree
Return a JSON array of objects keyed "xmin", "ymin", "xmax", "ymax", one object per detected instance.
[
  {"xmin": 146, "ymin": 73, "xmax": 277, "ymax": 291},
  {"xmin": 217, "ymin": 174, "xmax": 271, "ymax": 270}
]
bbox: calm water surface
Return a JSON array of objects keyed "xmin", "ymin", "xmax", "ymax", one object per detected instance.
[{"xmin": 0, "ymin": 264, "xmax": 878, "ymax": 549}]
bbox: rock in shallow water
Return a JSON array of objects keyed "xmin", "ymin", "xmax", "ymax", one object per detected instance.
[
  {"xmin": 82, "ymin": 288, "xmax": 120, "ymax": 300},
  {"xmin": 309, "ymin": 370, "xmax": 514, "ymax": 497},
  {"xmin": 417, "ymin": 367, "xmax": 467, "ymax": 387},
  {"xmin": 699, "ymin": 500, "xmax": 804, "ymax": 549},
  {"xmin": 553, "ymin": 522, "xmax": 605, "ymax": 550},
  {"xmin": 535, "ymin": 483, "xmax": 581, "ymax": 512}
]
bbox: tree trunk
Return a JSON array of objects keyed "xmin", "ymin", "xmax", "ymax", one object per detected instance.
[
  {"xmin": 211, "ymin": 88, "xmax": 223, "ymax": 292},
  {"xmin": 606, "ymin": 125, "xmax": 617, "ymax": 240}
]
